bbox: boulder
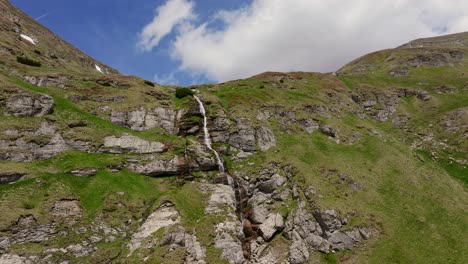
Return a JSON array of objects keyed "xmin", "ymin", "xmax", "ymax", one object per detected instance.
[
  {"xmin": 319, "ymin": 125, "xmax": 336, "ymax": 138},
  {"xmin": 52, "ymin": 199, "xmax": 82, "ymax": 218},
  {"xmin": 259, "ymin": 213, "xmax": 284, "ymax": 241},
  {"xmin": 6, "ymin": 93, "xmax": 53, "ymax": 117},
  {"xmin": 328, "ymin": 231, "xmax": 355, "ymax": 251},
  {"xmin": 417, "ymin": 90, "xmax": 431, "ymax": 101},
  {"xmin": 313, "ymin": 209, "xmax": 342, "ymax": 233},
  {"xmin": 298, "ymin": 119, "xmax": 319, "ymax": 133},
  {"xmin": 256, "ymin": 174, "xmax": 286, "ymax": 194}
]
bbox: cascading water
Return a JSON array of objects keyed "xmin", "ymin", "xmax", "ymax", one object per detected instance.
[
  {"xmin": 194, "ymin": 95, "xmax": 251, "ymax": 259},
  {"xmin": 194, "ymin": 95, "xmax": 225, "ymax": 174}
]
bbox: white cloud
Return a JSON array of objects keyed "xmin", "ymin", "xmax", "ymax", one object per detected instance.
[
  {"xmin": 137, "ymin": 0, "xmax": 194, "ymax": 52},
  {"xmin": 154, "ymin": 72, "xmax": 179, "ymax": 85},
  {"xmin": 143, "ymin": 0, "xmax": 468, "ymax": 82}
]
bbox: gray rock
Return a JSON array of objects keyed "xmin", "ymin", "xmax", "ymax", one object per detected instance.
[
  {"xmin": 52, "ymin": 199, "xmax": 82, "ymax": 218},
  {"xmin": 288, "ymin": 239, "xmax": 309, "ymax": 264},
  {"xmin": 0, "ymin": 172, "xmax": 24, "ymax": 184},
  {"xmin": 417, "ymin": 90, "xmax": 431, "ymax": 101},
  {"xmin": 389, "ymin": 67, "xmax": 410, "ymax": 77},
  {"xmin": 12, "ymin": 223, "xmax": 56, "ymax": 244},
  {"xmin": 66, "ymin": 244, "xmax": 92, "ymax": 257},
  {"xmin": 256, "ymin": 126, "xmax": 276, "ymax": 151},
  {"xmin": 32, "ymin": 133, "xmax": 69, "ymax": 160},
  {"xmin": 111, "ymin": 107, "xmax": 180, "ymax": 134},
  {"xmin": 70, "ymin": 168, "xmax": 97, "ymax": 177},
  {"xmin": 328, "ymin": 232, "xmax": 355, "ymax": 251},
  {"xmin": 101, "ymin": 134, "xmax": 164, "ymax": 154},
  {"xmin": 259, "ymin": 213, "xmax": 284, "ymax": 241},
  {"xmin": 313, "ymin": 209, "xmax": 342, "ymax": 233},
  {"xmin": 214, "ymin": 221, "xmax": 245, "ymax": 264},
  {"xmin": 319, "ymin": 125, "xmax": 336, "ymax": 138},
  {"xmin": 0, "ymin": 254, "xmax": 31, "ymax": 264},
  {"xmin": 0, "ymin": 237, "xmax": 10, "ymax": 254},
  {"xmin": 128, "ymin": 156, "xmax": 183, "ymax": 176},
  {"xmin": 6, "ymin": 93, "xmax": 54, "ymax": 117},
  {"xmin": 256, "ymin": 174, "xmax": 285, "ymax": 194},
  {"xmin": 185, "ymin": 233, "xmax": 206, "ymax": 264},
  {"xmin": 298, "ymin": 119, "xmax": 319, "ymax": 134},
  {"xmin": 204, "ymin": 184, "xmax": 236, "ymax": 215},
  {"xmin": 229, "ymin": 119, "xmax": 256, "ymax": 152}
]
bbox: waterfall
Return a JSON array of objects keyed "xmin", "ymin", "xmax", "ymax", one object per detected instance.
[{"xmin": 194, "ymin": 96, "xmax": 225, "ymax": 173}]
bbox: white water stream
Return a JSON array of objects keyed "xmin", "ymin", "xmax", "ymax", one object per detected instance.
[{"xmin": 194, "ymin": 96, "xmax": 225, "ymax": 174}]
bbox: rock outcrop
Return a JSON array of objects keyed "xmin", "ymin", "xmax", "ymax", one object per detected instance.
[
  {"xmin": 6, "ymin": 93, "xmax": 53, "ymax": 117},
  {"xmin": 111, "ymin": 107, "xmax": 182, "ymax": 134},
  {"xmin": 0, "ymin": 172, "xmax": 24, "ymax": 184},
  {"xmin": 101, "ymin": 134, "xmax": 165, "ymax": 154},
  {"xmin": 128, "ymin": 201, "xmax": 181, "ymax": 254}
]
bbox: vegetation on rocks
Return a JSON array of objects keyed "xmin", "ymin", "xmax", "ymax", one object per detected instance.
[{"xmin": 16, "ymin": 56, "xmax": 41, "ymax": 67}]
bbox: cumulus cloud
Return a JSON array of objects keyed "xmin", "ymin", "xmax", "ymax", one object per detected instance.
[
  {"xmin": 153, "ymin": 72, "xmax": 179, "ymax": 85},
  {"xmin": 137, "ymin": 0, "xmax": 194, "ymax": 52},
  {"xmin": 142, "ymin": 0, "xmax": 468, "ymax": 82}
]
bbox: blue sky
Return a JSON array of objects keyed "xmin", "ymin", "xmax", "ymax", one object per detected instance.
[
  {"xmin": 11, "ymin": 0, "xmax": 252, "ymax": 85},
  {"xmin": 10, "ymin": 0, "xmax": 468, "ymax": 86}
]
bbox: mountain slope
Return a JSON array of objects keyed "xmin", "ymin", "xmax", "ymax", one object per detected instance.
[{"xmin": 0, "ymin": 2, "xmax": 467, "ymax": 264}]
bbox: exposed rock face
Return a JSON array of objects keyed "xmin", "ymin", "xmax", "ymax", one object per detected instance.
[
  {"xmin": 128, "ymin": 201, "xmax": 181, "ymax": 254},
  {"xmin": 210, "ymin": 114, "xmax": 232, "ymax": 143},
  {"xmin": 184, "ymin": 233, "xmax": 206, "ymax": 264},
  {"xmin": 407, "ymin": 53, "xmax": 450, "ymax": 67},
  {"xmin": 111, "ymin": 107, "xmax": 181, "ymax": 134},
  {"xmin": 417, "ymin": 90, "xmax": 431, "ymax": 101},
  {"xmin": 352, "ymin": 90, "xmax": 399, "ymax": 122},
  {"xmin": 229, "ymin": 118, "xmax": 256, "ymax": 152},
  {"xmin": 298, "ymin": 119, "xmax": 319, "ymax": 133},
  {"xmin": 6, "ymin": 93, "xmax": 53, "ymax": 117},
  {"xmin": 204, "ymin": 184, "xmax": 236, "ymax": 215},
  {"xmin": 258, "ymin": 213, "xmax": 284, "ymax": 241},
  {"xmin": 202, "ymin": 183, "xmax": 245, "ymax": 264},
  {"xmin": 127, "ymin": 139, "xmax": 220, "ymax": 176},
  {"xmin": 0, "ymin": 254, "xmax": 32, "ymax": 264},
  {"xmin": 128, "ymin": 155, "xmax": 183, "ymax": 176},
  {"xmin": 0, "ymin": 172, "xmax": 24, "ymax": 184},
  {"xmin": 284, "ymin": 202, "xmax": 370, "ymax": 263},
  {"xmin": 319, "ymin": 125, "xmax": 337, "ymax": 138},
  {"xmin": 101, "ymin": 134, "xmax": 165, "ymax": 154},
  {"xmin": 70, "ymin": 168, "xmax": 98, "ymax": 177},
  {"xmin": 52, "ymin": 199, "xmax": 82, "ymax": 218},
  {"xmin": 389, "ymin": 67, "xmax": 410, "ymax": 77},
  {"xmin": 24, "ymin": 75, "xmax": 68, "ymax": 88},
  {"xmin": 214, "ymin": 221, "xmax": 245, "ymax": 264},
  {"xmin": 0, "ymin": 123, "xmax": 69, "ymax": 162},
  {"xmin": 256, "ymin": 126, "xmax": 276, "ymax": 151}
]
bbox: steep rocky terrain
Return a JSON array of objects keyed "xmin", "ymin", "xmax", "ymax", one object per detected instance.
[{"xmin": 0, "ymin": 1, "xmax": 467, "ymax": 263}]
